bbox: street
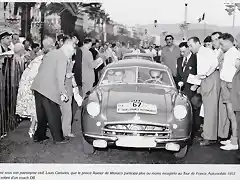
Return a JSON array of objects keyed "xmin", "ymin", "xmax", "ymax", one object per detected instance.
[{"xmin": 0, "ymin": 118, "xmax": 238, "ymax": 164}]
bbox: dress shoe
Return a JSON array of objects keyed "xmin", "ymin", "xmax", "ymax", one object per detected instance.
[
  {"xmin": 54, "ymin": 137, "xmax": 70, "ymax": 144},
  {"xmin": 195, "ymin": 136, "xmax": 203, "ymax": 141},
  {"xmin": 33, "ymin": 136, "xmax": 50, "ymax": 143},
  {"xmin": 64, "ymin": 133, "xmax": 76, "ymax": 138},
  {"xmin": 220, "ymin": 139, "xmax": 231, "ymax": 145},
  {"xmin": 200, "ymin": 139, "xmax": 216, "ymax": 146},
  {"xmin": 220, "ymin": 144, "xmax": 238, "ymax": 151}
]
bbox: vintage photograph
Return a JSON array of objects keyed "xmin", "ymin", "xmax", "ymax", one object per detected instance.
[{"xmin": 0, "ymin": 0, "xmax": 240, "ymax": 164}]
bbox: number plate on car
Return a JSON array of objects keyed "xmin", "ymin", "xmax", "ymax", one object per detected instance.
[
  {"xmin": 117, "ymin": 100, "xmax": 157, "ymax": 114},
  {"xmin": 116, "ymin": 136, "xmax": 156, "ymax": 147}
]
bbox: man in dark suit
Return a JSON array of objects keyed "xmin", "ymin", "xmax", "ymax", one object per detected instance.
[
  {"xmin": 176, "ymin": 42, "xmax": 197, "ymax": 99},
  {"xmin": 72, "ymin": 41, "xmax": 83, "ymax": 121},
  {"xmin": 176, "ymin": 42, "xmax": 200, "ymax": 138},
  {"xmin": 89, "ymin": 42, "xmax": 100, "ymax": 86}
]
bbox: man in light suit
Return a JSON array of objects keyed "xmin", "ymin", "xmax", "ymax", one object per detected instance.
[
  {"xmin": 188, "ymin": 37, "xmax": 220, "ymax": 146},
  {"xmin": 31, "ymin": 39, "xmax": 76, "ymax": 144},
  {"xmin": 231, "ymin": 58, "xmax": 240, "ymax": 160},
  {"xmin": 176, "ymin": 42, "xmax": 200, "ymax": 138},
  {"xmin": 211, "ymin": 32, "xmax": 230, "ymax": 141}
]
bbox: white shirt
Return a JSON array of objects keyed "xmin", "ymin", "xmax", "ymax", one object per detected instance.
[
  {"xmin": 197, "ymin": 46, "xmax": 219, "ymax": 76},
  {"xmin": 156, "ymin": 50, "xmax": 162, "ymax": 56},
  {"xmin": 145, "ymin": 49, "xmax": 157, "ymax": 57},
  {"xmin": 9, "ymin": 42, "xmax": 15, "ymax": 51},
  {"xmin": 214, "ymin": 48, "xmax": 222, "ymax": 58},
  {"xmin": 220, "ymin": 46, "xmax": 240, "ymax": 82},
  {"xmin": 182, "ymin": 53, "xmax": 192, "ymax": 71},
  {"xmin": 131, "ymin": 48, "xmax": 140, "ymax": 53}
]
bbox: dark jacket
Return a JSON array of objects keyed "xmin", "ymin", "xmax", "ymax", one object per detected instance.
[
  {"xmin": 73, "ymin": 47, "xmax": 82, "ymax": 87},
  {"xmin": 176, "ymin": 53, "xmax": 197, "ymax": 100},
  {"xmin": 89, "ymin": 47, "xmax": 98, "ymax": 60},
  {"xmin": 231, "ymin": 67, "xmax": 240, "ymax": 111}
]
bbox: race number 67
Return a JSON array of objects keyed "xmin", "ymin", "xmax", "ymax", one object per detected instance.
[{"xmin": 132, "ymin": 101, "xmax": 142, "ymax": 107}]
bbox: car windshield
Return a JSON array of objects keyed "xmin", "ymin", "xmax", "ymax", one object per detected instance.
[
  {"xmin": 123, "ymin": 55, "xmax": 152, "ymax": 61},
  {"xmin": 100, "ymin": 66, "xmax": 173, "ymax": 86}
]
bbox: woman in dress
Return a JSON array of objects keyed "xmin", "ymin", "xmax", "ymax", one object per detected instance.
[{"xmin": 15, "ymin": 37, "xmax": 55, "ymax": 138}]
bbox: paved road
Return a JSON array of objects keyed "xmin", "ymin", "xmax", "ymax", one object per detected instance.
[{"xmin": 0, "ymin": 119, "xmax": 238, "ymax": 164}]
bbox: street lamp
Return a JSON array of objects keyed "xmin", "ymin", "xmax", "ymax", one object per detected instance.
[
  {"xmin": 154, "ymin": 20, "xmax": 157, "ymax": 27},
  {"xmin": 179, "ymin": 2, "xmax": 190, "ymax": 41}
]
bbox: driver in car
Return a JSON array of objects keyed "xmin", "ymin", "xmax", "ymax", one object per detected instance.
[
  {"xmin": 148, "ymin": 69, "xmax": 164, "ymax": 84},
  {"xmin": 114, "ymin": 69, "xmax": 125, "ymax": 83},
  {"xmin": 101, "ymin": 69, "xmax": 115, "ymax": 84}
]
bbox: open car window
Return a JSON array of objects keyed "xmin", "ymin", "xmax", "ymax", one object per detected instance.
[
  {"xmin": 123, "ymin": 55, "xmax": 153, "ymax": 61},
  {"xmin": 100, "ymin": 66, "xmax": 173, "ymax": 86}
]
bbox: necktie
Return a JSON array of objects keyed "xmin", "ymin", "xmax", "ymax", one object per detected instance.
[{"xmin": 182, "ymin": 57, "xmax": 188, "ymax": 71}]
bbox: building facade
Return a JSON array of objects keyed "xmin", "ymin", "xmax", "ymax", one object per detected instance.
[{"xmin": 0, "ymin": 2, "xmax": 21, "ymax": 34}]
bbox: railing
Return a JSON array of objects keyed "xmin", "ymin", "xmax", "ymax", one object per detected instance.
[{"xmin": 0, "ymin": 56, "xmax": 21, "ymax": 139}]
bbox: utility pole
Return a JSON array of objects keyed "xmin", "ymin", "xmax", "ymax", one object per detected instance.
[
  {"xmin": 183, "ymin": 3, "xmax": 188, "ymax": 40},
  {"xmin": 25, "ymin": 3, "xmax": 28, "ymax": 38},
  {"xmin": 179, "ymin": 2, "xmax": 189, "ymax": 41}
]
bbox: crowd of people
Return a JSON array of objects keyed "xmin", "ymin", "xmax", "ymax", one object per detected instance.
[
  {"xmin": 1, "ymin": 28, "xmax": 240, "ymax": 160},
  {"xmin": 173, "ymin": 32, "xmax": 240, "ymax": 161}
]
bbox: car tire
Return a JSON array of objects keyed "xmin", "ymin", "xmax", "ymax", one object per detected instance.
[
  {"xmin": 174, "ymin": 145, "xmax": 188, "ymax": 159},
  {"xmin": 82, "ymin": 137, "xmax": 95, "ymax": 154}
]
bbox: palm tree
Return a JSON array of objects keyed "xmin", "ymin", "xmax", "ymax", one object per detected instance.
[
  {"xmin": 39, "ymin": 2, "xmax": 47, "ymax": 47},
  {"xmin": 45, "ymin": 2, "xmax": 80, "ymax": 35},
  {"xmin": 13, "ymin": 2, "xmax": 36, "ymax": 37},
  {"xmin": 82, "ymin": 2, "xmax": 102, "ymax": 31}
]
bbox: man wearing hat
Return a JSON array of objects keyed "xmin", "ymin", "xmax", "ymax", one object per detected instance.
[
  {"xmin": 0, "ymin": 31, "xmax": 12, "ymax": 53},
  {"xmin": 0, "ymin": 31, "xmax": 13, "ymax": 71}
]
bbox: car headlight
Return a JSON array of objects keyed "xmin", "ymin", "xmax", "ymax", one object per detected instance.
[
  {"xmin": 173, "ymin": 105, "xmax": 187, "ymax": 120},
  {"xmin": 87, "ymin": 102, "xmax": 100, "ymax": 117}
]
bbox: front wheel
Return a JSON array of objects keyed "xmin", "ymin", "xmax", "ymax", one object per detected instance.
[{"xmin": 174, "ymin": 145, "xmax": 188, "ymax": 159}]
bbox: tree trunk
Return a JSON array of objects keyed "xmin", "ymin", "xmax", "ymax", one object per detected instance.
[
  {"xmin": 60, "ymin": 10, "xmax": 77, "ymax": 35},
  {"xmin": 19, "ymin": 4, "xmax": 32, "ymax": 38},
  {"xmin": 40, "ymin": 9, "xmax": 45, "ymax": 48},
  {"xmin": 20, "ymin": 7, "xmax": 26, "ymax": 37}
]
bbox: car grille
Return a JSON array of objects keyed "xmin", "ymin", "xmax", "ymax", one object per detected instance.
[{"xmin": 103, "ymin": 124, "xmax": 171, "ymax": 137}]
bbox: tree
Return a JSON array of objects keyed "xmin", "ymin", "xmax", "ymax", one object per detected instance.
[
  {"xmin": 13, "ymin": 2, "xmax": 36, "ymax": 37},
  {"xmin": 82, "ymin": 2, "xmax": 102, "ymax": 31},
  {"xmin": 46, "ymin": 2, "xmax": 80, "ymax": 35},
  {"xmin": 39, "ymin": 2, "xmax": 47, "ymax": 47}
]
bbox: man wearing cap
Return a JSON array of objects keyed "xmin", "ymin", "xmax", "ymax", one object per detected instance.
[
  {"xmin": 0, "ymin": 31, "xmax": 13, "ymax": 71},
  {"xmin": 0, "ymin": 31, "xmax": 12, "ymax": 53}
]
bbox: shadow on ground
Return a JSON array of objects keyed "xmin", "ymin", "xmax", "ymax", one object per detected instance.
[{"xmin": 0, "ymin": 120, "xmax": 239, "ymax": 164}]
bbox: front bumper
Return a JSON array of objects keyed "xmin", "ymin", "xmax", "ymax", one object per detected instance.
[{"xmin": 84, "ymin": 133, "xmax": 189, "ymax": 151}]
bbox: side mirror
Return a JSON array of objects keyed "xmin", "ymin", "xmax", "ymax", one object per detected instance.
[{"xmin": 178, "ymin": 81, "xmax": 184, "ymax": 92}]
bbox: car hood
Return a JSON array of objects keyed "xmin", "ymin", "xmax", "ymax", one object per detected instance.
[{"xmin": 99, "ymin": 84, "xmax": 176, "ymax": 124}]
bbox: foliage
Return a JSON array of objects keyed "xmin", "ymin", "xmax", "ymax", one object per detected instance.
[
  {"xmin": 13, "ymin": 2, "xmax": 36, "ymax": 37},
  {"xmin": 45, "ymin": 2, "xmax": 79, "ymax": 35}
]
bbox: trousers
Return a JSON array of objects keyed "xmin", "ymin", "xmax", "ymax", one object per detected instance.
[
  {"xmin": 34, "ymin": 91, "xmax": 64, "ymax": 142},
  {"xmin": 60, "ymin": 97, "xmax": 73, "ymax": 136}
]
